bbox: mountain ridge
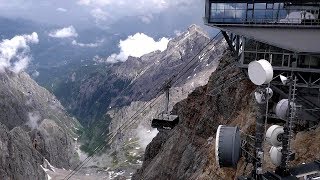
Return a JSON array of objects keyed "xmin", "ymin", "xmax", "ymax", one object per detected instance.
[{"xmin": 0, "ymin": 69, "xmax": 81, "ymax": 179}]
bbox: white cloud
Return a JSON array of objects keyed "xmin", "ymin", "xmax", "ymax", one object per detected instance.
[
  {"xmin": 32, "ymin": 70, "xmax": 40, "ymax": 77},
  {"xmin": 26, "ymin": 111, "xmax": 41, "ymax": 130},
  {"xmin": 0, "ymin": 32, "xmax": 38, "ymax": 74},
  {"xmin": 77, "ymin": 0, "xmax": 195, "ymax": 24},
  {"xmin": 140, "ymin": 14, "xmax": 153, "ymax": 24},
  {"xmin": 136, "ymin": 125, "xmax": 158, "ymax": 150},
  {"xmin": 49, "ymin": 26, "xmax": 78, "ymax": 38},
  {"xmin": 77, "ymin": 0, "xmax": 112, "ymax": 7},
  {"xmin": 107, "ymin": 33, "xmax": 169, "ymax": 63},
  {"xmin": 72, "ymin": 39, "xmax": 104, "ymax": 47},
  {"xmin": 90, "ymin": 8, "xmax": 112, "ymax": 22},
  {"xmin": 56, "ymin": 7, "xmax": 67, "ymax": 12}
]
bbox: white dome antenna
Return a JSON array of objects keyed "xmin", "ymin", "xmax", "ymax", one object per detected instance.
[
  {"xmin": 275, "ymin": 99, "xmax": 296, "ymax": 120},
  {"xmin": 270, "ymin": 146, "xmax": 283, "ymax": 166},
  {"xmin": 248, "ymin": 59, "xmax": 274, "ymax": 85},
  {"xmin": 266, "ymin": 125, "xmax": 284, "ymax": 147}
]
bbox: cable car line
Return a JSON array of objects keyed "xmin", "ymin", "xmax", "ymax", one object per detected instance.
[{"xmin": 64, "ymin": 31, "xmax": 223, "ymax": 179}]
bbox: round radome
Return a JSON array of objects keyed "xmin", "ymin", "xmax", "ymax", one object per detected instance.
[
  {"xmin": 215, "ymin": 125, "xmax": 241, "ymax": 168},
  {"xmin": 266, "ymin": 125, "xmax": 284, "ymax": 147},
  {"xmin": 275, "ymin": 99, "xmax": 296, "ymax": 120},
  {"xmin": 248, "ymin": 60, "xmax": 273, "ymax": 85},
  {"xmin": 276, "ymin": 99, "xmax": 289, "ymax": 120},
  {"xmin": 270, "ymin": 146, "xmax": 282, "ymax": 166}
]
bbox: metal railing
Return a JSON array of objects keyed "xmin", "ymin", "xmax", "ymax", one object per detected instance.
[
  {"xmin": 208, "ymin": 17, "xmax": 320, "ymax": 27},
  {"xmin": 205, "ymin": 2, "xmax": 320, "ymax": 27}
]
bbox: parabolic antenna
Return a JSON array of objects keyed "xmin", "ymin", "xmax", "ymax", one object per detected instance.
[
  {"xmin": 275, "ymin": 99, "xmax": 296, "ymax": 120},
  {"xmin": 280, "ymin": 75, "xmax": 289, "ymax": 85},
  {"xmin": 266, "ymin": 125, "xmax": 284, "ymax": 147},
  {"xmin": 248, "ymin": 59, "xmax": 274, "ymax": 85},
  {"xmin": 215, "ymin": 125, "xmax": 241, "ymax": 168},
  {"xmin": 255, "ymin": 88, "xmax": 273, "ymax": 104},
  {"xmin": 270, "ymin": 146, "xmax": 282, "ymax": 166}
]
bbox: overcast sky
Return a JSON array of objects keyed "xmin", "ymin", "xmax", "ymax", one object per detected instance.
[
  {"xmin": 0, "ymin": 0, "xmax": 206, "ymax": 30},
  {"xmin": 0, "ymin": 0, "xmax": 219, "ymax": 69}
]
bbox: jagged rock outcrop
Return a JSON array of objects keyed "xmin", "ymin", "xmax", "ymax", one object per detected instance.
[
  {"xmin": 0, "ymin": 123, "xmax": 46, "ymax": 180},
  {"xmin": 0, "ymin": 70, "xmax": 81, "ymax": 179},
  {"xmin": 0, "ymin": 70, "xmax": 80, "ymax": 133},
  {"xmin": 32, "ymin": 119, "xmax": 79, "ymax": 169}
]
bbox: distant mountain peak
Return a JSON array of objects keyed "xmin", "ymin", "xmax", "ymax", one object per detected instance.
[
  {"xmin": 187, "ymin": 24, "xmax": 210, "ymax": 38},
  {"xmin": 187, "ymin": 24, "xmax": 200, "ymax": 31},
  {"xmin": 166, "ymin": 24, "xmax": 210, "ymax": 52}
]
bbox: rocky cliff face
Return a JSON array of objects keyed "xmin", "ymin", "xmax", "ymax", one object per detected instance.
[
  {"xmin": 0, "ymin": 70, "xmax": 80, "ymax": 132},
  {"xmin": 0, "ymin": 123, "xmax": 46, "ymax": 180},
  {"xmin": 0, "ymin": 70, "xmax": 81, "ymax": 179}
]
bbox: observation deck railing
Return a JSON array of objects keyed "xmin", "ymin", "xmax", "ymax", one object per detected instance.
[{"xmin": 205, "ymin": 0, "xmax": 320, "ymax": 27}]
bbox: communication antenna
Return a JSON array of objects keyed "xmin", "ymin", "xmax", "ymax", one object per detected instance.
[
  {"xmin": 280, "ymin": 75, "xmax": 289, "ymax": 85},
  {"xmin": 277, "ymin": 74, "xmax": 298, "ymax": 176},
  {"xmin": 215, "ymin": 125, "xmax": 242, "ymax": 168},
  {"xmin": 275, "ymin": 99, "xmax": 296, "ymax": 120},
  {"xmin": 270, "ymin": 146, "xmax": 283, "ymax": 167},
  {"xmin": 248, "ymin": 59, "xmax": 273, "ymax": 86},
  {"xmin": 266, "ymin": 125, "xmax": 284, "ymax": 147},
  {"xmin": 248, "ymin": 59, "xmax": 274, "ymax": 178},
  {"xmin": 215, "ymin": 59, "xmax": 275, "ymax": 179}
]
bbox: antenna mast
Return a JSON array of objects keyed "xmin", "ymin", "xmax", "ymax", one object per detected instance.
[{"xmin": 277, "ymin": 69, "xmax": 298, "ymax": 176}]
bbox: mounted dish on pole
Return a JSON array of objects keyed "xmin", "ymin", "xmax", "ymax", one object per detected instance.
[
  {"xmin": 248, "ymin": 59, "xmax": 274, "ymax": 178},
  {"xmin": 151, "ymin": 79, "xmax": 179, "ymax": 130},
  {"xmin": 215, "ymin": 59, "xmax": 274, "ymax": 176}
]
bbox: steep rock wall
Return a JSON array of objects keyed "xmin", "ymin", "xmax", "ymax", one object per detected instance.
[{"xmin": 0, "ymin": 123, "xmax": 46, "ymax": 180}]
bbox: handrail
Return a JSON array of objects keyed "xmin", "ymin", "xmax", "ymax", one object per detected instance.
[
  {"xmin": 208, "ymin": 18, "xmax": 320, "ymax": 26},
  {"xmin": 206, "ymin": 1, "xmax": 320, "ymax": 27}
]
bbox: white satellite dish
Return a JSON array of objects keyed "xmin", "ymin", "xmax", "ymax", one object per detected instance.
[
  {"xmin": 248, "ymin": 59, "xmax": 274, "ymax": 85},
  {"xmin": 270, "ymin": 146, "xmax": 282, "ymax": 166},
  {"xmin": 255, "ymin": 88, "xmax": 273, "ymax": 104},
  {"xmin": 266, "ymin": 125, "xmax": 284, "ymax": 147},
  {"xmin": 275, "ymin": 99, "xmax": 296, "ymax": 120},
  {"xmin": 280, "ymin": 75, "xmax": 289, "ymax": 85}
]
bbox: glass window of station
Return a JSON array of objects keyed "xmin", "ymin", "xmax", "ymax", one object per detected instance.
[{"xmin": 209, "ymin": 1, "xmax": 320, "ymax": 25}]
